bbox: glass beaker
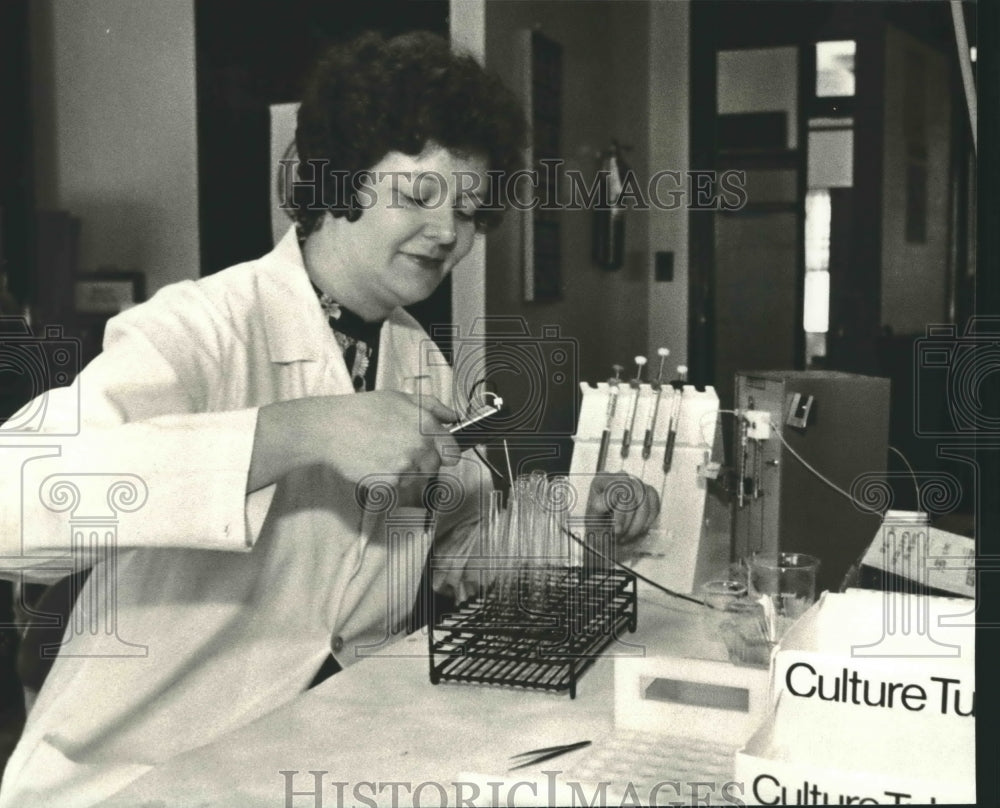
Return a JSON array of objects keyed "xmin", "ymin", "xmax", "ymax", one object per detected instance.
[{"xmin": 748, "ymin": 551, "xmax": 820, "ymax": 641}]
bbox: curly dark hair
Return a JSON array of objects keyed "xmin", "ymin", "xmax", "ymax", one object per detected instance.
[{"xmin": 290, "ymin": 30, "xmax": 527, "ymax": 235}]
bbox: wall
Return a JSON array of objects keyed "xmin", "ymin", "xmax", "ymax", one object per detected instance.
[
  {"xmin": 646, "ymin": 0, "xmax": 690, "ymax": 368},
  {"xmin": 484, "ymin": 1, "xmax": 654, "ymax": 430},
  {"xmin": 31, "ymin": 0, "xmax": 199, "ymax": 293}
]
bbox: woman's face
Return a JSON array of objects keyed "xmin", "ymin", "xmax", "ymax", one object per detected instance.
[{"xmin": 315, "ymin": 142, "xmax": 489, "ymax": 320}]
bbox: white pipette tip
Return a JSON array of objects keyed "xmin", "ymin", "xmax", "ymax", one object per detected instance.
[
  {"xmin": 631, "ymin": 356, "xmax": 647, "ymax": 387},
  {"xmin": 657, "ymin": 347, "xmax": 670, "ymax": 358}
]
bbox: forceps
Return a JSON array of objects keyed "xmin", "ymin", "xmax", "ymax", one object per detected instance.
[{"xmin": 508, "ymin": 740, "xmax": 593, "ymax": 771}]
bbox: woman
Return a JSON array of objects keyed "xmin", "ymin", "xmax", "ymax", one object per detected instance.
[{"xmin": 0, "ymin": 32, "xmax": 656, "ymax": 806}]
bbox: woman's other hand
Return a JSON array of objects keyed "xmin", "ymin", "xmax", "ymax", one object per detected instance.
[
  {"xmin": 249, "ymin": 391, "xmax": 460, "ymax": 491},
  {"xmin": 585, "ymin": 471, "xmax": 660, "ymax": 544}
]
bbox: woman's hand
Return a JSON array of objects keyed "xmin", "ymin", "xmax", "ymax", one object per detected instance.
[
  {"xmin": 585, "ymin": 471, "xmax": 660, "ymax": 544},
  {"xmin": 248, "ymin": 391, "xmax": 460, "ymax": 492}
]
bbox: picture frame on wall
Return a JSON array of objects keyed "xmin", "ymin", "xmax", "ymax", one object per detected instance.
[{"xmin": 74, "ymin": 270, "xmax": 145, "ymax": 315}]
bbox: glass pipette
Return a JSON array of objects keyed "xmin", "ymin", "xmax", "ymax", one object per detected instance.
[
  {"xmin": 595, "ymin": 364, "xmax": 623, "ymax": 472},
  {"xmin": 620, "ymin": 355, "xmax": 647, "ymax": 458},
  {"xmin": 642, "ymin": 348, "xmax": 670, "ymax": 460},
  {"xmin": 662, "ymin": 364, "xmax": 688, "ymax": 474}
]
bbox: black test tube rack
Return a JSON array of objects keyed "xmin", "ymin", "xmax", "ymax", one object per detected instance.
[{"xmin": 428, "ymin": 566, "xmax": 637, "ymax": 699}]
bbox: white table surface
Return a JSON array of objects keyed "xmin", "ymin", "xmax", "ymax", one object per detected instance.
[{"xmin": 97, "ymin": 589, "xmax": 721, "ymax": 808}]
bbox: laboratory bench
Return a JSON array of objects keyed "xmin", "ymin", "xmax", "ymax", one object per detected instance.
[{"xmin": 96, "ymin": 588, "xmax": 733, "ymax": 808}]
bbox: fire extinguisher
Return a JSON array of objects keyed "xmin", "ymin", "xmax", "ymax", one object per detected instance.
[{"xmin": 593, "ymin": 140, "xmax": 628, "ymax": 270}]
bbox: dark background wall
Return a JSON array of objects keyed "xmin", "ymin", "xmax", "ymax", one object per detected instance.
[{"xmin": 0, "ymin": 0, "xmax": 35, "ymax": 308}]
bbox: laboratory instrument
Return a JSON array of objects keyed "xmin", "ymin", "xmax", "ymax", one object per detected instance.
[
  {"xmin": 569, "ymin": 353, "xmax": 728, "ymax": 595},
  {"xmin": 595, "ymin": 364, "xmax": 623, "ymax": 472},
  {"xmin": 619, "ymin": 355, "xmax": 646, "ymax": 458},
  {"xmin": 508, "ymin": 740, "xmax": 592, "ymax": 771},
  {"xmin": 661, "ymin": 364, "xmax": 688, "ymax": 473},
  {"xmin": 641, "ymin": 347, "xmax": 670, "ymax": 460},
  {"xmin": 732, "ymin": 371, "xmax": 889, "ymax": 592}
]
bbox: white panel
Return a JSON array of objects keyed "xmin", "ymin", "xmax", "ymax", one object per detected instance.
[
  {"xmin": 808, "ymin": 129, "xmax": 853, "ymax": 189},
  {"xmin": 269, "ymin": 102, "xmax": 299, "ymax": 247},
  {"xmin": 803, "ymin": 271, "xmax": 830, "ymax": 333},
  {"xmin": 450, "ymin": 0, "xmax": 486, "ymax": 342}
]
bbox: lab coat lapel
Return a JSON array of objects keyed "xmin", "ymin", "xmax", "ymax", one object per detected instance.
[
  {"xmin": 254, "ymin": 227, "xmax": 356, "ymax": 394},
  {"xmin": 255, "ymin": 227, "xmax": 433, "ymax": 399},
  {"xmin": 378, "ymin": 309, "xmax": 438, "ymax": 396}
]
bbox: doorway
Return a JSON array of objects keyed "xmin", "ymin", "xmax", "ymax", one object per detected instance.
[{"xmin": 688, "ymin": 1, "xmax": 976, "ymax": 518}]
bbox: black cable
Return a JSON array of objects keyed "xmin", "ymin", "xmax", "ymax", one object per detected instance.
[
  {"xmin": 889, "ymin": 445, "xmax": 921, "ymax": 507},
  {"xmin": 473, "ymin": 444, "xmax": 508, "ymax": 485},
  {"xmin": 463, "ymin": 378, "xmax": 490, "ymax": 418},
  {"xmin": 562, "ymin": 527, "xmax": 706, "ymax": 607}
]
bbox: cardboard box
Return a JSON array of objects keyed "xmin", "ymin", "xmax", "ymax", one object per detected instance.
[
  {"xmin": 734, "ymin": 589, "xmax": 976, "ymax": 805},
  {"xmin": 770, "ymin": 589, "xmax": 975, "ymax": 722},
  {"xmin": 735, "ymin": 691, "xmax": 975, "ymax": 805}
]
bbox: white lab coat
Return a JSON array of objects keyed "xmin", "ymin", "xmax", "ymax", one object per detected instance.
[{"xmin": 0, "ymin": 228, "xmax": 490, "ymax": 807}]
